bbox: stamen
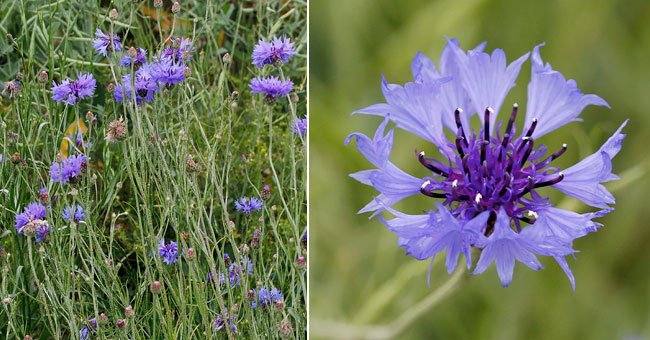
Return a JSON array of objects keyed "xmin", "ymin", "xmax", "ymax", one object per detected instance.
[
  {"xmin": 475, "ymin": 193, "xmax": 483, "ymax": 204},
  {"xmin": 420, "ymin": 180, "xmax": 447, "ymax": 198},
  {"xmin": 455, "ymin": 137, "xmax": 465, "ymax": 159},
  {"xmin": 498, "ymin": 172, "xmax": 511, "ymax": 196},
  {"xmin": 454, "ymin": 108, "xmax": 467, "ymax": 142},
  {"xmin": 417, "ymin": 150, "xmax": 448, "ymax": 176},
  {"xmin": 527, "ymin": 210, "xmax": 539, "ymax": 219},
  {"xmin": 484, "ymin": 107, "xmax": 493, "ymax": 142},
  {"xmin": 525, "ymin": 118, "xmax": 537, "ymax": 137},
  {"xmin": 533, "ymin": 172, "xmax": 564, "ymax": 188},
  {"xmin": 518, "ymin": 216, "xmax": 536, "ymax": 224},
  {"xmin": 504, "ymin": 103, "xmax": 518, "ymax": 136},
  {"xmin": 538, "ymin": 144, "xmax": 567, "ymax": 168},
  {"xmin": 518, "ymin": 176, "xmax": 534, "ymax": 197},
  {"xmin": 520, "ymin": 137, "xmax": 535, "ymax": 165}
]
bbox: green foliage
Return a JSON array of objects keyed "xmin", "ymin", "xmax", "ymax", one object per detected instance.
[{"xmin": 0, "ymin": 0, "xmax": 306, "ymax": 339}]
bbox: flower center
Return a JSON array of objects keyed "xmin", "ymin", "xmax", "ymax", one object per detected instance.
[{"xmin": 417, "ymin": 104, "xmax": 566, "ymax": 232}]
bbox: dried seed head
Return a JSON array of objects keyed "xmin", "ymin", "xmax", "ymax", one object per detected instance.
[
  {"xmin": 106, "ymin": 116, "xmax": 127, "ymax": 142},
  {"xmin": 186, "ymin": 155, "xmax": 200, "ymax": 173},
  {"xmin": 278, "ymin": 322, "xmax": 293, "ymax": 339}
]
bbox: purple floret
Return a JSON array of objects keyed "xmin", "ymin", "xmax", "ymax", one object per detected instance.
[
  {"xmin": 290, "ymin": 116, "xmax": 307, "ymax": 137},
  {"xmin": 234, "ymin": 197, "xmax": 263, "ymax": 214},
  {"xmin": 114, "ymin": 63, "xmax": 159, "ymax": 103},
  {"xmin": 92, "ymin": 28, "xmax": 121, "ymax": 56},
  {"xmin": 158, "ymin": 239, "xmax": 178, "ymax": 265},
  {"xmin": 249, "ymin": 76, "xmax": 293, "ymax": 98},
  {"xmin": 49, "ymin": 153, "xmax": 87, "ymax": 184},
  {"xmin": 251, "ymin": 36, "xmax": 296, "ymax": 68},
  {"xmin": 119, "ymin": 48, "xmax": 148, "ymax": 67},
  {"xmin": 251, "ymin": 287, "xmax": 282, "ymax": 309},
  {"xmin": 161, "ymin": 37, "xmax": 195, "ymax": 63},
  {"xmin": 150, "ymin": 58, "xmax": 186, "ymax": 85},
  {"xmin": 50, "ymin": 73, "xmax": 96, "ymax": 105},
  {"xmin": 62, "ymin": 205, "xmax": 86, "ymax": 222}
]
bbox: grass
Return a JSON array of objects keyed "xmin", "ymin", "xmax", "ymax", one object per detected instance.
[{"xmin": 0, "ymin": 0, "xmax": 306, "ymax": 339}]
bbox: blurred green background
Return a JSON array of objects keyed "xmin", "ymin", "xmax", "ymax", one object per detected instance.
[{"xmin": 309, "ymin": 0, "xmax": 650, "ymax": 339}]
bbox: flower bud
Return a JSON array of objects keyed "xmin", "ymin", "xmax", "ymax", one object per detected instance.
[
  {"xmin": 275, "ymin": 300, "xmax": 284, "ymax": 311},
  {"xmin": 171, "ymin": 2, "xmax": 180, "ymax": 14},
  {"xmin": 109, "ymin": 8, "xmax": 118, "ymax": 20},
  {"xmin": 296, "ymin": 256, "xmax": 305, "ymax": 270},
  {"xmin": 291, "ymin": 92, "xmax": 299, "ymax": 103},
  {"xmin": 154, "ymin": 0, "xmax": 163, "ymax": 8},
  {"xmin": 125, "ymin": 305, "xmax": 134, "ymax": 318},
  {"xmin": 222, "ymin": 53, "xmax": 231, "ymax": 64},
  {"xmin": 150, "ymin": 281, "xmax": 162, "ymax": 295},
  {"xmin": 183, "ymin": 67, "xmax": 191, "ymax": 78},
  {"xmin": 38, "ymin": 71, "xmax": 48, "ymax": 83},
  {"xmin": 107, "ymin": 83, "xmax": 115, "ymax": 94},
  {"xmin": 231, "ymin": 90, "xmax": 239, "ymax": 100},
  {"xmin": 173, "ymin": 38, "xmax": 181, "ymax": 48},
  {"xmin": 6, "ymin": 34, "xmax": 12, "ymax": 41},
  {"xmin": 301, "ymin": 232, "xmax": 307, "ymax": 248},
  {"xmin": 247, "ymin": 289, "xmax": 255, "ymax": 300},
  {"xmin": 2, "ymin": 298, "xmax": 10, "ymax": 305},
  {"xmin": 261, "ymin": 185, "xmax": 271, "ymax": 200},
  {"xmin": 251, "ymin": 230, "xmax": 261, "ymax": 249},
  {"xmin": 98, "ymin": 313, "xmax": 108, "ymax": 325},
  {"xmin": 128, "ymin": 47, "xmax": 137, "ymax": 58},
  {"xmin": 15, "ymin": 72, "xmax": 23, "ymax": 81},
  {"xmin": 117, "ymin": 319, "xmax": 126, "ymax": 329},
  {"xmin": 224, "ymin": 253, "xmax": 231, "ymax": 266},
  {"xmin": 11, "ymin": 152, "xmax": 20, "ymax": 164},
  {"xmin": 278, "ymin": 322, "xmax": 293, "ymax": 339},
  {"xmin": 24, "ymin": 336, "xmax": 32, "ymax": 340},
  {"xmin": 186, "ymin": 248, "xmax": 196, "ymax": 261}
]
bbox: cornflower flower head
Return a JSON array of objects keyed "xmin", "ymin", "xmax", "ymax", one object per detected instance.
[
  {"xmin": 50, "ymin": 73, "xmax": 96, "ymax": 105},
  {"xmin": 290, "ymin": 116, "xmax": 307, "ymax": 137},
  {"xmin": 251, "ymin": 287, "xmax": 283, "ymax": 309},
  {"xmin": 79, "ymin": 318, "xmax": 97, "ymax": 340},
  {"xmin": 235, "ymin": 197, "xmax": 263, "ymax": 214},
  {"xmin": 92, "ymin": 28, "xmax": 121, "ymax": 56},
  {"xmin": 150, "ymin": 58, "xmax": 186, "ymax": 85},
  {"xmin": 251, "ymin": 36, "xmax": 296, "ymax": 68},
  {"xmin": 49, "ymin": 153, "xmax": 87, "ymax": 184},
  {"xmin": 15, "ymin": 202, "xmax": 50, "ymax": 242},
  {"xmin": 249, "ymin": 76, "xmax": 293, "ymax": 101},
  {"xmin": 119, "ymin": 48, "xmax": 147, "ymax": 67},
  {"xmin": 212, "ymin": 308, "xmax": 238, "ymax": 333},
  {"xmin": 161, "ymin": 37, "xmax": 195, "ymax": 63},
  {"xmin": 68, "ymin": 131, "xmax": 93, "ymax": 151},
  {"xmin": 114, "ymin": 63, "xmax": 159, "ymax": 103},
  {"xmin": 346, "ymin": 39, "xmax": 627, "ymax": 289},
  {"xmin": 158, "ymin": 239, "xmax": 178, "ymax": 265},
  {"xmin": 62, "ymin": 205, "xmax": 85, "ymax": 222}
]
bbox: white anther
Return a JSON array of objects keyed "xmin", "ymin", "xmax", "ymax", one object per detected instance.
[
  {"xmin": 421, "ymin": 180, "xmax": 431, "ymax": 190},
  {"xmin": 487, "ymin": 107, "xmax": 494, "ymax": 113},
  {"xmin": 419, "ymin": 151, "xmax": 425, "ymax": 156},
  {"xmin": 452, "ymin": 179, "xmax": 458, "ymax": 188},
  {"xmin": 456, "ymin": 108, "xmax": 463, "ymax": 113},
  {"xmin": 527, "ymin": 210, "xmax": 539, "ymax": 219},
  {"xmin": 475, "ymin": 193, "xmax": 483, "ymax": 204},
  {"xmin": 562, "ymin": 144, "xmax": 567, "ymax": 148},
  {"xmin": 513, "ymin": 103, "xmax": 518, "ymax": 108}
]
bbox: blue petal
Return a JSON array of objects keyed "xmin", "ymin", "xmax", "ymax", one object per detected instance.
[
  {"xmin": 446, "ymin": 38, "xmax": 529, "ymax": 131},
  {"xmin": 552, "ymin": 120, "xmax": 627, "ymax": 208},
  {"xmin": 353, "ymin": 77, "xmax": 452, "ymax": 155},
  {"xmin": 524, "ymin": 43, "xmax": 610, "ymax": 138}
]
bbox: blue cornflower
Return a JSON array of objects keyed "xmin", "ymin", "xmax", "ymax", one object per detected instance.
[
  {"xmin": 235, "ymin": 197, "xmax": 263, "ymax": 214},
  {"xmin": 251, "ymin": 36, "xmax": 296, "ymax": 68},
  {"xmin": 249, "ymin": 76, "xmax": 293, "ymax": 99},
  {"xmin": 150, "ymin": 58, "xmax": 186, "ymax": 85},
  {"xmin": 49, "ymin": 153, "xmax": 87, "ymax": 184},
  {"xmin": 291, "ymin": 116, "xmax": 307, "ymax": 137},
  {"xmin": 161, "ymin": 37, "xmax": 195, "ymax": 63},
  {"xmin": 212, "ymin": 308, "xmax": 238, "ymax": 333},
  {"xmin": 67, "ymin": 131, "xmax": 93, "ymax": 151},
  {"xmin": 158, "ymin": 239, "xmax": 178, "ymax": 265},
  {"xmin": 79, "ymin": 318, "xmax": 97, "ymax": 340},
  {"xmin": 251, "ymin": 287, "xmax": 283, "ymax": 309},
  {"xmin": 50, "ymin": 73, "xmax": 96, "ymax": 105},
  {"xmin": 346, "ymin": 39, "xmax": 626, "ymax": 289},
  {"xmin": 62, "ymin": 205, "xmax": 85, "ymax": 222},
  {"xmin": 114, "ymin": 63, "xmax": 159, "ymax": 103},
  {"xmin": 119, "ymin": 48, "xmax": 147, "ymax": 67},
  {"xmin": 15, "ymin": 202, "xmax": 50, "ymax": 243},
  {"xmin": 92, "ymin": 28, "xmax": 121, "ymax": 56}
]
